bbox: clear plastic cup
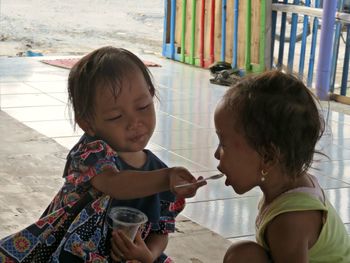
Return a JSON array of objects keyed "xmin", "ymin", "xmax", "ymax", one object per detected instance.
[{"xmin": 108, "ymin": 206, "xmax": 148, "ymax": 241}]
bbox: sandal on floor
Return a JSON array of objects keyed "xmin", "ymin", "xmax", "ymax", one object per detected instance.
[
  {"xmin": 209, "ymin": 61, "xmax": 232, "ymax": 75},
  {"xmin": 209, "ymin": 69, "xmax": 241, "ymax": 86}
]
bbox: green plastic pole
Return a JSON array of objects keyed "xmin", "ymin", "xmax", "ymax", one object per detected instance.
[
  {"xmin": 260, "ymin": 0, "xmax": 266, "ymax": 72},
  {"xmin": 252, "ymin": 0, "xmax": 266, "ymax": 73},
  {"xmin": 245, "ymin": 0, "xmax": 252, "ymax": 72},
  {"xmin": 181, "ymin": 0, "xmax": 186, "ymax": 62}
]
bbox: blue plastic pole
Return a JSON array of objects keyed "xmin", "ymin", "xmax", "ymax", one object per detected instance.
[
  {"xmin": 340, "ymin": 25, "xmax": 350, "ymax": 96},
  {"xmin": 170, "ymin": 0, "xmax": 176, "ymax": 59},
  {"xmin": 287, "ymin": 0, "xmax": 300, "ymax": 71},
  {"xmin": 330, "ymin": 21, "xmax": 342, "ymax": 92},
  {"xmin": 271, "ymin": 0, "xmax": 278, "ymax": 68},
  {"xmin": 162, "ymin": 0, "xmax": 168, "ymax": 57},
  {"xmin": 307, "ymin": 0, "xmax": 320, "ymax": 87},
  {"xmin": 298, "ymin": 0, "xmax": 310, "ymax": 78},
  {"xmin": 277, "ymin": 0, "xmax": 288, "ymax": 68},
  {"xmin": 315, "ymin": 0, "xmax": 337, "ymax": 100},
  {"xmin": 330, "ymin": 0, "xmax": 344, "ymax": 92}
]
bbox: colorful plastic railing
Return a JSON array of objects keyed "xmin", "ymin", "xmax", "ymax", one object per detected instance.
[{"xmin": 162, "ymin": 0, "xmax": 268, "ymax": 73}]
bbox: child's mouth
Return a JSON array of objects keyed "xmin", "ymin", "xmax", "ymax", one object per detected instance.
[
  {"xmin": 225, "ymin": 177, "xmax": 230, "ymax": 186},
  {"xmin": 130, "ymin": 133, "xmax": 147, "ymax": 143}
]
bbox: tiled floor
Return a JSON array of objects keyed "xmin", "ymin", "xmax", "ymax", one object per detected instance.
[{"xmin": 0, "ymin": 55, "xmax": 349, "ymax": 242}]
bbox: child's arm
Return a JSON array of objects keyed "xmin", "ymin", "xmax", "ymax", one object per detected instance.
[
  {"xmin": 266, "ymin": 210, "xmax": 323, "ymax": 263},
  {"xmin": 91, "ymin": 166, "xmax": 205, "ymax": 199},
  {"xmin": 144, "ymin": 233, "xmax": 168, "ymax": 261}
]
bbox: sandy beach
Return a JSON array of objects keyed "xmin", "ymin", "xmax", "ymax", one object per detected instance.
[{"xmin": 0, "ymin": 0, "xmax": 164, "ymax": 57}]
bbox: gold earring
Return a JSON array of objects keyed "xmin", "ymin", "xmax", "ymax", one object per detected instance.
[{"xmin": 261, "ymin": 169, "xmax": 268, "ymax": 182}]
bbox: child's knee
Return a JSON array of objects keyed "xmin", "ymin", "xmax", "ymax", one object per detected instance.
[{"xmin": 223, "ymin": 241, "xmax": 270, "ymax": 263}]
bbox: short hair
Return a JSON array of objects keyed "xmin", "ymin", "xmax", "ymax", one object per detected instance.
[
  {"xmin": 222, "ymin": 70, "xmax": 325, "ymax": 178},
  {"xmin": 68, "ymin": 46, "xmax": 155, "ymax": 124}
]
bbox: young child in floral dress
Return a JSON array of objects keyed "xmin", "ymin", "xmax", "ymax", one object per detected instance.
[{"xmin": 0, "ymin": 46, "xmax": 205, "ymax": 262}]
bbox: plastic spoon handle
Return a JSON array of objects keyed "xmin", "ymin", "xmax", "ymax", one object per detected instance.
[{"xmin": 174, "ymin": 173, "xmax": 224, "ymax": 188}]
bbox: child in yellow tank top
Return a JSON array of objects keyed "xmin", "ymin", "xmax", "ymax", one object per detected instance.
[{"xmin": 214, "ymin": 71, "xmax": 350, "ymax": 262}]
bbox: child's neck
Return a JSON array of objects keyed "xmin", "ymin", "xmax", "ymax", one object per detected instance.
[
  {"xmin": 262, "ymin": 172, "xmax": 313, "ymax": 205},
  {"xmin": 118, "ymin": 151, "xmax": 147, "ymax": 169}
]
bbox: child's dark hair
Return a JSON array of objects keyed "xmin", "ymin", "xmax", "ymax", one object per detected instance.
[
  {"xmin": 223, "ymin": 70, "xmax": 325, "ymax": 178},
  {"xmin": 68, "ymin": 46, "xmax": 155, "ymax": 124}
]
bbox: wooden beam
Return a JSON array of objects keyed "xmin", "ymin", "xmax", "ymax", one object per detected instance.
[
  {"xmin": 330, "ymin": 94, "xmax": 350, "ymax": 105},
  {"xmin": 272, "ymin": 3, "xmax": 350, "ymax": 23},
  {"xmin": 336, "ymin": 12, "xmax": 350, "ymax": 23},
  {"xmin": 272, "ymin": 4, "xmax": 322, "ymax": 18}
]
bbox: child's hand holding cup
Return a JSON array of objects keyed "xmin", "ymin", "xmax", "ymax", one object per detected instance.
[{"xmin": 108, "ymin": 207, "xmax": 147, "ymax": 261}]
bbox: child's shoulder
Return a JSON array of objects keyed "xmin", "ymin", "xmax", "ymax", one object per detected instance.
[{"xmin": 69, "ymin": 134, "xmax": 117, "ymax": 165}]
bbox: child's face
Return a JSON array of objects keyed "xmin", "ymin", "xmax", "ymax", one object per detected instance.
[
  {"xmin": 85, "ymin": 69, "xmax": 156, "ymax": 152},
  {"xmin": 214, "ymin": 101, "xmax": 262, "ymax": 194}
]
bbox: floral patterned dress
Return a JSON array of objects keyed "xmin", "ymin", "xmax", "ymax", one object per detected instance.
[{"xmin": 0, "ymin": 134, "xmax": 184, "ymax": 262}]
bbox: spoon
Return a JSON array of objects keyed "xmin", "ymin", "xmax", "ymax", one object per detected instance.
[{"xmin": 174, "ymin": 173, "xmax": 224, "ymax": 188}]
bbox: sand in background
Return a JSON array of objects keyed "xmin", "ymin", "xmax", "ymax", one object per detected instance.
[{"xmin": 0, "ymin": 0, "xmax": 164, "ymax": 57}]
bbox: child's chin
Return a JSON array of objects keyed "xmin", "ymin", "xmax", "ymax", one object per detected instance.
[
  {"xmin": 131, "ymin": 142, "xmax": 149, "ymax": 152},
  {"xmin": 231, "ymin": 185, "xmax": 247, "ymax": 195},
  {"xmin": 127, "ymin": 146, "xmax": 145, "ymax": 152}
]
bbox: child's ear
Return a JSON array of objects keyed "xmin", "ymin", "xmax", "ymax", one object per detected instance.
[
  {"xmin": 77, "ymin": 118, "xmax": 96, "ymax": 137},
  {"xmin": 262, "ymin": 144, "xmax": 279, "ymax": 166}
]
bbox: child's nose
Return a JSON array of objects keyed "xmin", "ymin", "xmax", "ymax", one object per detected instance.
[
  {"xmin": 214, "ymin": 146, "xmax": 220, "ymax": 160},
  {"xmin": 127, "ymin": 116, "xmax": 141, "ymax": 130}
]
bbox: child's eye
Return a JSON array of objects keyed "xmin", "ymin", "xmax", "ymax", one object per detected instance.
[
  {"xmin": 107, "ymin": 115, "xmax": 122, "ymax": 121},
  {"xmin": 138, "ymin": 104, "xmax": 150, "ymax": 111}
]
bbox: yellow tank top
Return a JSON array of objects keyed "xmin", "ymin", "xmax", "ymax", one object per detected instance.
[{"xmin": 255, "ymin": 176, "xmax": 350, "ymax": 262}]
